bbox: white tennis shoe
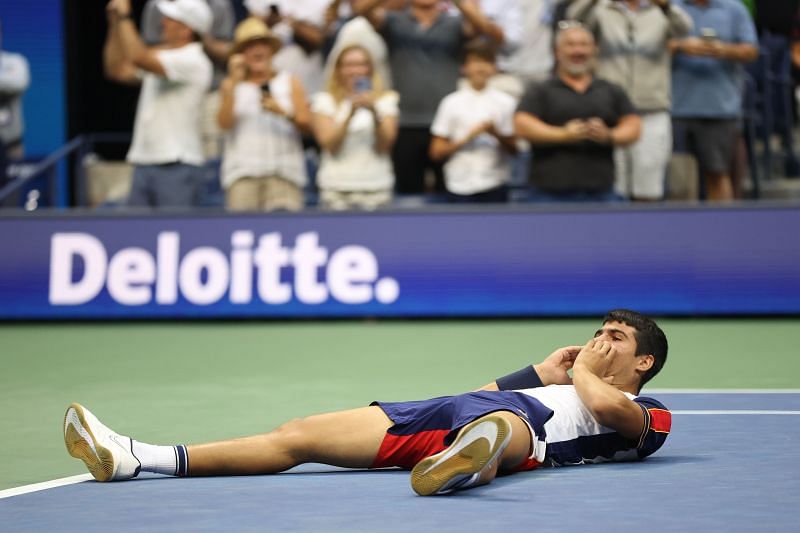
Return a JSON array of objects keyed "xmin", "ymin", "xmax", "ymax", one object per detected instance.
[
  {"xmin": 410, "ymin": 414, "xmax": 512, "ymax": 496},
  {"xmin": 64, "ymin": 403, "xmax": 141, "ymax": 482}
]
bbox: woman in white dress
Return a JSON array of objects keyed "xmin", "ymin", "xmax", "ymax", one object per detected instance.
[
  {"xmin": 311, "ymin": 44, "xmax": 399, "ymax": 210},
  {"xmin": 217, "ymin": 17, "xmax": 311, "ymax": 211}
]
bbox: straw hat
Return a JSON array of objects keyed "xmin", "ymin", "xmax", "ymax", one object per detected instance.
[{"xmin": 232, "ymin": 17, "xmax": 282, "ymax": 54}]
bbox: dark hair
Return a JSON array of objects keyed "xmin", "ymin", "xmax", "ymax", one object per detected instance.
[
  {"xmin": 603, "ymin": 309, "xmax": 668, "ymax": 391},
  {"xmin": 462, "ymin": 38, "xmax": 498, "ymax": 65}
]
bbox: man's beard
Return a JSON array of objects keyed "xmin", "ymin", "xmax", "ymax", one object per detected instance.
[{"xmin": 561, "ymin": 58, "xmax": 595, "ymax": 76}]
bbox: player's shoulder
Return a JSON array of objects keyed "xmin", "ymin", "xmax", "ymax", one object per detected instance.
[{"xmin": 634, "ymin": 394, "xmax": 669, "ymax": 412}]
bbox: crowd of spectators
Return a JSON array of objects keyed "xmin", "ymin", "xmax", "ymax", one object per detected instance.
[{"xmin": 83, "ymin": 1, "xmax": 800, "ymax": 208}]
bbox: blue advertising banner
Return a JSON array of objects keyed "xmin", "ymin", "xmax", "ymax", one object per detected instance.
[{"xmin": 1, "ymin": 205, "xmax": 799, "ymax": 319}]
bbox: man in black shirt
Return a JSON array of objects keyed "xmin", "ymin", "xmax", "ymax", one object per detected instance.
[{"xmin": 514, "ymin": 22, "xmax": 640, "ymax": 202}]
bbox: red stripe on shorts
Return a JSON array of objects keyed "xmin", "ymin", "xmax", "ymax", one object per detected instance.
[
  {"xmin": 510, "ymin": 456, "xmax": 542, "ymax": 473},
  {"xmin": 370, "ymin": 429, "xmax": 451, "ymax": 469}
]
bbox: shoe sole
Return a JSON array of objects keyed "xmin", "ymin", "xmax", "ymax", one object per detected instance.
[
  {"xmin": 64, "ymin": 403, "xmax": 116, "ymax": 482},
  {"xmin": 410, "ymin": 415, "xmax": 511, "ymax": 496}
]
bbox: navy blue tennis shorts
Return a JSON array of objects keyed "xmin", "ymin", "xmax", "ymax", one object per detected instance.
[{"xmin": 370, "ymin": 391, "xmax": 553, "ymax": 470}]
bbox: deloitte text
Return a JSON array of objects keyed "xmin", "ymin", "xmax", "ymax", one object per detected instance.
[{"xmin": 49, "ymin": 231, "xmax": 400, "ymax": 306}]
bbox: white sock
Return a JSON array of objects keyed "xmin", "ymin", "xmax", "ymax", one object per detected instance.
[{"xmin": 131, "ymin": 441, "xmax": 189, "ymax": 477}]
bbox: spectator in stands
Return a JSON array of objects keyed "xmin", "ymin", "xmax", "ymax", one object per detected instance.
[
  {"xmin": 104, "ymin": 0, "xmax": 213, "ymax": 208},
  {"xmin": 311, "ymin": 44, "xmax": 398, "ymax": 209},
  {"xmin": 451, "ymin": 0, "xmax": 524, "ymax": 99},
  {"xmin": 670, "ymin": 0, "xmax": 758, "ymax": 201},
  {"xmin": 217, "ymin": 17, "xmax": 311, "ymax": 211},
  {"xmin": 430, "ymin": 40, "xmax": 517, "ymax": 203},
  {"xmin": 142, "ymin": 0, "xmax": 237, "ymax": 161},
  {"xmin": 0, "ymin": 17, "xmax": 30, "ymax": 188},
  {"xmin": 141, "ymin": 0, "xmax": 236, "ymax": 85},
  {"xmin": 514, "ymin": 23, "xmax": 641, "ymax": 202},
  {"xmin": 322, "ymin": 1, "xmax": 394, "ymax": 90},
  {"xmin": 568, "ymin": 0, "xmax": 693, "ymax": 202},
  {"xmin": 505, "ymin": 0, "xmax": 558, "ymax": 85},
  {"xmin": 244, "ymin": 0, "xmax": 330, "ymax": 95},
  {"xmin": 750, "ymin": 0, "xmax": 800, "ymax": 178},
  {"xmin": 356, "ymin": 0, "xmax": 506, "ymax": 196}
]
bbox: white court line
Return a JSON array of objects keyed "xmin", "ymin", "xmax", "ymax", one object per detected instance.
[
  {"xmin": 673, "ymin": 410, "xmax": 800, "ymax": 415},
  {"xmin": 0, "ymin": 474, "xmax": 92, "ymax": 500}
]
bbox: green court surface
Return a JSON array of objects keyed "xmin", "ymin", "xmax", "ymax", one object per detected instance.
[{"xmin": 1, "ymin": 318, "xmax": 797, "ymax": 491}]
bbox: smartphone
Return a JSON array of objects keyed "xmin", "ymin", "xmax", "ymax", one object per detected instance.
[
  {"xmin": 261, "ymin": 82, "xmax": 271, "ymax": 96},
  {"xmin": 354, "ymin": 77, "xmax": 372, "ymax": 93},
  {"xmin": 700, "ymin": 27, "xmax": 717, "ymax": 41}
]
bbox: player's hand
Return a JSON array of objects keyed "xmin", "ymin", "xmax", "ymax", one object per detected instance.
[
  {"xmin": 534, "ymin": 345, "xmax": 582, "ymax": 385},
  {"xmin": 574, "ymin": 338, "xmax": 617, "ymax": 378}
]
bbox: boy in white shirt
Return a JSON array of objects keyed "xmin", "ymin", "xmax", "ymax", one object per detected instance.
[{"xmin": 429, "ymin": 39, "xmax": 518, "ymax": 203}]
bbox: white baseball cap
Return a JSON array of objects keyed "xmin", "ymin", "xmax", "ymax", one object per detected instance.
[{"xmin": 156, "ymin": 0, "xmax": 213, "ymax": 36}]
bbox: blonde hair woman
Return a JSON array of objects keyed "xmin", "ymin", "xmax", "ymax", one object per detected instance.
[
  {"xmin": 217, "ymin": 17, "xmax": 311, "ymax": 211},
  {"xmin": 311, "ymin": 44, "xmax": 399, "ymax": 210}
]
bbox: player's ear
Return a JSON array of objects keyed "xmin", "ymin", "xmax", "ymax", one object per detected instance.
[{"xmin": 636, "ymin": 354, "xmax": 654, "ymax": 372}]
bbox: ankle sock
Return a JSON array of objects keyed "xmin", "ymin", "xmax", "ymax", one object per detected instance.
[{"xmin": 131, "ymin": 441, "xmax": 189, "ymax": 477}]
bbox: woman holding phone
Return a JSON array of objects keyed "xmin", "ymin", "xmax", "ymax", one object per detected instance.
[
  {"xmin": 217, "ymin": 17, "xmax": 311, "ymax": 211},
  {"xmin": 311, "ymin": 44, "xmax": 399, "ymax": 210}
]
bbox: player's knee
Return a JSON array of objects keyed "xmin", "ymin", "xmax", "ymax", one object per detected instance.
[{"xmin": 272, "ymin": 417, "xmax": 315, "ymax": 462}]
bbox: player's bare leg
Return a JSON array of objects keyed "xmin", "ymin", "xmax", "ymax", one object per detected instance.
[
  {"xmin": 188, "ymin": 406, "xmax": 393, "ymax": 476},
  {"xmin": 65, "ymin": 403, "xmax": 392, "ymax": 481}
]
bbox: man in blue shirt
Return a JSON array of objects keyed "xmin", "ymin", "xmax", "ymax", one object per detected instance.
[{"xmin": 670, "ymin": 0, "xmax": 758, "ymax": 201}]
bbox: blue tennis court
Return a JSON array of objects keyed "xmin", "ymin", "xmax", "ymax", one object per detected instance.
[{"xmin": 2, "ymin": 391, "xmax": 798, "ymax": 532}]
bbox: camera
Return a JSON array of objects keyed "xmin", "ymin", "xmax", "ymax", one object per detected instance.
[
  {"xmin": 700, "ymin": 27, "xmax": 717, "ymax": 41},
  {"xmin": 354, "ymin": 77, "xmax": 371, "ymax": 93}
]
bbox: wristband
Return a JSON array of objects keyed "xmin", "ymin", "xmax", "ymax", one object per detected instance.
[{"xmin": 496, "ymin": 365, "xmax": 544, "ymax": 391}]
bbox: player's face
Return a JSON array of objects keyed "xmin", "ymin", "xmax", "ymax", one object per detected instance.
[{"xmin": 593, "ymin": 321, "xmax": 641, "ymax": 376}]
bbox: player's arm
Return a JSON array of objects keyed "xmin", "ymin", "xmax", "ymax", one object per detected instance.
[
  {"xmin": 571, "ymin": 339, "xmax": 647, "ymax": 440},
  {"xmin": 476, "ymin": 346, "xmax": 582, "ymax": 391}
]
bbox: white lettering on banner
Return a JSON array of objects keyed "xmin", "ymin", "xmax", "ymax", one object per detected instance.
[{"xmin": 47, "ymin": 231, "xmax": 400, "ymax": 307}]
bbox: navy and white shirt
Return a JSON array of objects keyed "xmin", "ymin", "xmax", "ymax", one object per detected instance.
[{"xmin": 516, "ymin": 385, "xmax": 671, "ymax": 466}]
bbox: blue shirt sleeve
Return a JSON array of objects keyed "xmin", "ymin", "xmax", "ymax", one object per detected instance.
[{"xmin": 634, "ymin": 396, "xmax": 672, "ymax": 458}]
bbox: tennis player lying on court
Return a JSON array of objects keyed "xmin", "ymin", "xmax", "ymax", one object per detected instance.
[{"xmin": 64, "ymin": 309, "xmax": 671, "ymax": 496}]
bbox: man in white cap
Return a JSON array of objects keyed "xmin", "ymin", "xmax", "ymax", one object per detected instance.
[{"xmin": 104, "ymin": 0, "xmax": 214, "ymax": 208}]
